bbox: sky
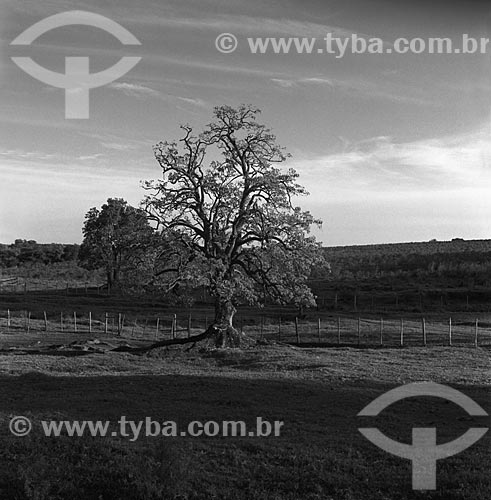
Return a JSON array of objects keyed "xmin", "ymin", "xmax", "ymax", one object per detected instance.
[{"xmin": 1, "ymin": 0, "xmax": 490, "ymax": 246}]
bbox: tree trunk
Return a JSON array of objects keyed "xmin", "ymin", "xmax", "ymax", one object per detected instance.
[
  {"xmin": 211, "ymin": 298, "xmax": 245, "ymax": 348},
  {"xmin": 106, "ymin": 269, "xmax": 113, "ymax": 292},
  {"xmin": 113, "ymin": 298, "xmax": 254, "ymax": 353},
  {"xmin": 107, "ymin": 267, "xmax": 121, "ymax": 293}
]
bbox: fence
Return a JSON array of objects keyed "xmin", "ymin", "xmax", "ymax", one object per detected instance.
[
  {"xmin": 0, "ymin": 309, "xmax": 489, "ymax": 349},
  {"xmin": 312, "ymin": 289, "xmax": 491, "ymax": 313},
  {"xmin": 253, "ymin": 316, "xmax": 490, "ymax": 348},
  {"xmin": 2, "ymin": 278, "xmax": 491, "ymax": 313}
]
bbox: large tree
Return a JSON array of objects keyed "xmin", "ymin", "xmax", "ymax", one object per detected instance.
[
  {"xmin": 144, "ymin": 105, "xmax": 325, "ymax": 347},
  {"xmin": 79, "ymin": 198, "xmax": 155, "ymax": 291}
]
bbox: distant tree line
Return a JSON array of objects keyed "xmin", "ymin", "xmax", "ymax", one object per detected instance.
[
  {"xmin": 0, "ymin": 240, "xmax": 79, "ymax": 268},
  {"xmin": 3, "ymin": 237, "xmax": 491, "ymax": 290}
]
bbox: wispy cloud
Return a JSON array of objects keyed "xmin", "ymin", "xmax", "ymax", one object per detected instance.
[
  {"xmin": 77, "ymin": 153, "xmax": 104, "ymax": 161},
  {"xmin": 100, "ymin": 142, "xmax": 140, "ymax": 151},
  {"xmin": 107, "ymin": 81, "xmax": 210, "ymax": 110},
  {"xmin": 0, "ymin": 147, "xmax": 66, "ymax": 162},
  {"xmin": 270, "ymin": 75, "xmax": 436, "ymax": 106},
  {"xmin": 291, "ymin": 124, "xmax": 491, "ymax": 202},
  {"xmin": 126, "ymin": 13, "xmax": 359, "ymax": 39},
  {"xmin": 108, "ymin": 82, "xmax": 161, "ymax": 99},
  {"xmin": 176, "ymin": 96, "xmax": 208, "ymax": 107}
]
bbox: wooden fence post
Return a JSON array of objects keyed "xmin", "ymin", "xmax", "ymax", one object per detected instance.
[
  {"xmin": 26, "ymin": 311, "xmax": 31, "ymax": 334},
  {"xmin": 380, "ymin": 318, "xmax": 384, "ymax": 346},
  {"xmin": 155, "ymin": 318, "xmax": 160, "ymax": 339},
  {"xmin": 89, "ymin": 311, "xmax": 92, "ymax": 334},
  {"xmin": 400, "ymin": 318, "xmax": 404, "ymax": 347},
  {"xmin": 260, "ymin": 316, "xmax": 264, "ymax": 339},
  {"xmin": 104, "ymin": 313, "xmax": 108, "ymax": 334},
  {"xmin": 357, "ymin": 317, "xmax": 361, "ymax": 345},
  {"xmin": 118, "ymin": 313, "xmax": 122, "ymax": 336},
  {"xmin": 475, "ymin": 319, "xmax": 479, "ymax": 348},
  {"xmin": 317, "ymin": 318, "xmax": 321, "ymax": 343},
  {"xmin": 448, "ymin": 318, "xmax": 452, "ymax": 346},
  {"xmin": 422, "ymin": 317, "xmax": 426, "ymax": 346},
  {"xmin": 295, "ymin": 317, "xmax": 299, "ymax": 345},
  {"xmin": 170, "ymin": 315, "xmax": 175, "ymax": 338},
  {"xmin": 73, "ymin": 312, "xmax": 77, "ymax": 333},
  {"xmin": 60, "ymin": 312, "xmax": 64, "ymax": 332},
  {"xmin": 43, "ymin": 311, "xmax": 48, "ymax": 333},
  {"xmin": 7, "ymin": 309, "xmax": 10, "ymax": 330}
]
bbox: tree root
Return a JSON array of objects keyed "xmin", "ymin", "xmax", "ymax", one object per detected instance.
[{"xmin": 111, "ymin": 324, "xmax": 254, "ymax": 354}]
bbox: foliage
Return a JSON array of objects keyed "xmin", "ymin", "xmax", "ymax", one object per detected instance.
[
  {"xmin": 78, "ymin": 198, "xmax": 156, "ymax": 291},
  {"xmin": 0, "ymin": 240, "xmax": 79, "ymax": 269},
  {"xmin": 143, "ymin": 105, "xmax": 326, "ymax": 326}
]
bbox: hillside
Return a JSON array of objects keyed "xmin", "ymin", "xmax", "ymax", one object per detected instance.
[
  {"xmin": 321, "ymin": 238, "xmax": 491, "ymax": 286},
  {"xmin": 2, "ymin": 238, "xmax": 491, "ymax": 312}
]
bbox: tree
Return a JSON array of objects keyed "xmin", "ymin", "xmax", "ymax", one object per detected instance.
[
  {"xmin": 79, "ymin": 198, "xmax": 155, "ymax": 291},
  {"xmin": 144, "ymin": 105, "xmax": 325, "ymax": 347}
]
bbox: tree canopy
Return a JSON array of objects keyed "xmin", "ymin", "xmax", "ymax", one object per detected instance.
[
  {"xmin": 79, "ymin": 198, "xmax": 155, "ymax": 291},
  {"xmin": 144, "ymin": 105, "xmax": 325, "ymax": 346}
]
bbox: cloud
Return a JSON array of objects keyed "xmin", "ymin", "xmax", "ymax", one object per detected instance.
[
  {"xmin": 176, "ymin": 96, "xmax": 208, "ymax": 107},
  {"xmin": 107, "ymin": 82, "xmax": 209, "ymax": 110},
  {"xmin": 128, "ymin": 13, "xmax": 358, "ymax": 39},
  {"xmin": 271, "ymin": 78, "xmax": 298, "ymax": 88},
  {"xmin": 290, "ymin": 124, "xmax": 491, "ymax": 202},
  {"xmin": 100, "ymin": 142, "xmax": 139, "ymax": 151},
  {"xmin": 271, "ymin": 75, "xmax": 434, "ymax": 106},
  {"xmin": 77, "ymin": 154, "xmax": 104, "ymax": 161},
  {"xmin": 0, "ymin": 148, "xmax": 66, "ymax": 162},
  {"xmin": 108, "ymin": 82, "xmax": 161, "ymax": 98},
  {"xmin": 301, "ymin": 77, "xmax": 334, "ymax": 86}
]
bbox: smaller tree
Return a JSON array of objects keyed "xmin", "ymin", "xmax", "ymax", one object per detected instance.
[{"xmin": 79, "ymin": 198, "xmax": 155, "ymax": 291}]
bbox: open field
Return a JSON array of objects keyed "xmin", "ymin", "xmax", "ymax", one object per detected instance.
[
  {"xmin": 0, "ymin": 343, "xmax": 489, "ymax": 499},
  {"xmin": 0, "ymin": 270, "xmax": 490, "ymax": 499},
  {"xmin": 1, "ymin": 313, "xmax": 491, "ymax": 351}
]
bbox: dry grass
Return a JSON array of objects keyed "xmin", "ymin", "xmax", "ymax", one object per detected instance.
[{"xmin": 0, "ymin": 343, "xmax": 489, "ymax": 499}]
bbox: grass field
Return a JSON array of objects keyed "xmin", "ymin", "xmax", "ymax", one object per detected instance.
[{"xmin": 0, "ymin": 343, "xmax": 489, "ymax": 500}]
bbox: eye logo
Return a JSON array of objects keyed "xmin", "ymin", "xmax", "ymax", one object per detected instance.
[
  {"xmin": 10, "ymin": 10, "xmax": 141, "ymax": 119},
  {"xmin": 358, "ymin": 382, "xmax": 488, "ymax": 490}
]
